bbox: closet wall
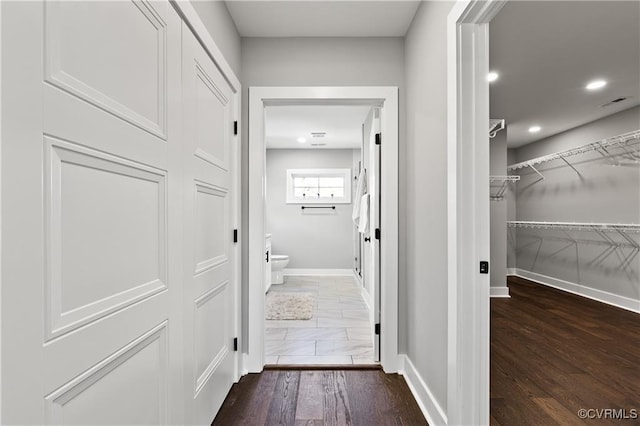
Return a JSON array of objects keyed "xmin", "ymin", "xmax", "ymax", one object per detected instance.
[
  {"xmin": 511, "ymin": 106, "xmax": 640, "ymax": 309},
  {"xmin": 489, "ymin": 131, "xmax": 509, "ymax": 296}
]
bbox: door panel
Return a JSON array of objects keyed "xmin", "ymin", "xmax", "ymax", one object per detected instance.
[
  {"xmin": 181, "ymin": 24, "xmax": 236, "ymax": 425},
  {"xmin": 44, "ymin": 0, "xmax": 167, "ymax": 137},
  {"xmin": 2, "ymin": 1, "xmax": 184, "ymax": 424}
]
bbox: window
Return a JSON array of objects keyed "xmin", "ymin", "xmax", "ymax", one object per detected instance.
[{"xmin": 286, "ymin": 168, "xmax": 351, "ymax": 204}]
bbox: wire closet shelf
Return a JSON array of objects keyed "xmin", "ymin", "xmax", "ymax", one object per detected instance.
[
  {"xmin": 490, "ymin": 175, "xmax": 520, "ymax": 200},
  {"xmin": 506, "ymin": 129, "xmax": 640, "ymax": 179},
  {"xmin": 508, "ymin": 221, "xmax": 640, "ymax": 249}
]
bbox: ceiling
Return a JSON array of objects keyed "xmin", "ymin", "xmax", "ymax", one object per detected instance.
[
  {"xmin": 265, "ymin": 105, "xmax": 371, "ymax": 149},
  {"xmin": 490, "ymin": 1, "xmax": 640, "ymax": 148},
  {"xmin": 225, "ymin": 1, "xmax": 420, "ymax": 37}
]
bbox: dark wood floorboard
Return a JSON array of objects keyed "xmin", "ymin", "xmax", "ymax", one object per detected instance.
[
  {"xmin": 491, "ymin": 276, "xmax": 640, "ymax": 426},
  {"xmin": 212, "ymin": 370, "xmax": 427, "ymax": 426}
]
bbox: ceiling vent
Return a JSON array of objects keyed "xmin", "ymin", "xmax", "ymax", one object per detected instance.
[
  {"xmin": 602, "ymin": 96, "xmax": 630, "ymax": 107},
  {"xmin": 311, "ymin": 143, "xmax": 327, "ymax": 147},
  {"xmin": 311, "ymin": 132, "xmax": 326, "ymax": 138}
]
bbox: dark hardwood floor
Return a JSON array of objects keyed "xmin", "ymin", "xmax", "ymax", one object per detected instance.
[
  {"xmin": 212, "ymin": 368, "xmax": 427, "ymax": 425},
  {"xmin": 213, "ymin": 276, "xmax": 639, "ymax": 425},
  {"xmin": 491, "ymin": 276, "xmax": 640, "ymax": 426}
]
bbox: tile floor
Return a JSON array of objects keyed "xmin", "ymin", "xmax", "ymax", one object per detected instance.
[{"xmin": 265, "ymin": 275, "xmax": 376, "ymax": 365}]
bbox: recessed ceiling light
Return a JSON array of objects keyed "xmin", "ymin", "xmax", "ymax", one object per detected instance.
[
  {"xmin": 487, "ymin": 71, "xmax": 499, "ymax": 82},
  {"xmin": 528, "ymin": 126, "xmax": 541, "ymax": 133},
  {"xmin": 586, "ymin": 79, "xmax": 607, "ymax": 91},
  {"xmin": 297, "ymin": 137, "xmax": 306, "ymax": 143}
]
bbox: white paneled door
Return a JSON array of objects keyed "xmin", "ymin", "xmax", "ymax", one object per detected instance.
[
  {"xmin": 181, "ymin": 23, "xmax": 237, "ymax": 425},
  {"xmin": 1, "ymin": 1, "xmax": 237, "ymax": 424}
]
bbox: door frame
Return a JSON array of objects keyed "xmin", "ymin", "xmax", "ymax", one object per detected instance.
[
  {"xmin": 446, "ymin": 1, "xmax": 505, "ymax": 424},
  {"xmin": 247, "ymin": 86, "xmax": 399, "ymax": 373}
]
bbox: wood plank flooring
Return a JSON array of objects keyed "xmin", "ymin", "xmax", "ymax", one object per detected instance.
[
  {"xmin": 212, "ymin": 369, "xmax": 427, "ymax": 425},
  {"xmin": 491, "ymin": 276, "xmax": 640, "ymax": 426}
]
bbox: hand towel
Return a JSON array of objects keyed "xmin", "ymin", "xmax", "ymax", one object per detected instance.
[{"xmin": 352, "ymin": 169, "xmax": 367, "ymax": 226}]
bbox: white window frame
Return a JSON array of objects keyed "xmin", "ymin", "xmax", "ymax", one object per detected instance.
[{"xmin": 285, "ymin": 168, "xmax": 351, "ymax": 204}]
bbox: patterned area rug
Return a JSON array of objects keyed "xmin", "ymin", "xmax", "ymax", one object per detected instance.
[{"xmin": 265, "ymin": 292, "xmax": 314, "ymax": 320}]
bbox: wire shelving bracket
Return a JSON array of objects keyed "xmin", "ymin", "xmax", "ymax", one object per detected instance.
[
  {"xmin": 507, "ymin": 129, "xmax": 640, "ymax": 180},
  {"xmin": 489, "ymin": 175, "xmax": 520, "ymax": 200}
]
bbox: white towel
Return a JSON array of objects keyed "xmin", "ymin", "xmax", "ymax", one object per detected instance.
[
  {"xmin": 358, "ymin": 193, "xmax": 369, "ymax": 234},
  {"xmin": 352, "ymin": 169, "xmax": 367, "ymax": 226}
]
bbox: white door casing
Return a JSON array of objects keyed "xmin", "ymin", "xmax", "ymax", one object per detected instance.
[
  {"xmin": 446, "ymin": 1, "xmax": 505, "ymax": 424},
  {"xmin": 247, "ymin": 87, "xmax": 399, "ymax": 373},
  {"xmin": 1, "ymin": 1, "xmax": 241, "ymax": 424}
]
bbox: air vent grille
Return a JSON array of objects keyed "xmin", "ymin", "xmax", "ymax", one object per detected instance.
[
  {"xmin": 602, "ymin": 96, "xmax": 630, "ymax": 107},
  {"xmin": 311, "ymin": 132, "xmax": 326, "ymax": 138}
]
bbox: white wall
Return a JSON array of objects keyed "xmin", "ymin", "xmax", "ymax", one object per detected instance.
[
  {"xmin": 241, "ymin": 36, "xmax": 404, "ymax": 345},
  {"xmin": 490, "ymin": 131, "xmax": 508, "ymax": 291},
  {"xmin": 265, "ymin": 149, "xmax": 355, "ymax": 269},
  {"xmin": 190, "ymin": 1, "xmax": 241, "ymax": 77},
  {"xmin": 404, "ymin": 0, "xmax": 455, "ymax": 416},
  {"xmin": 513, "ymin": 106, "xmax": 640, "ymax": 304},
  {"xmin": 507, "ymin": 148, "xmax": 517, "ymax": 269}
]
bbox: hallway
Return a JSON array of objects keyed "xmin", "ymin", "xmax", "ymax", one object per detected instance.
[{"xmin": 212, "ymin": 369, "xmax": 427, "ymax": 425}]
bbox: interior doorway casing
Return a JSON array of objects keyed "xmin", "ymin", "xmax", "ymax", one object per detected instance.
[
  {"xmin": 447, "ymin": 1, "xmax": 505, "ymax": 425},
  {"xmin": 247, "ymin": 87, "xmax": 399, "ymax": 373}
]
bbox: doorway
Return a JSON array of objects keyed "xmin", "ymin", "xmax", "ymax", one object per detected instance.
[
  {"xmin": 246, "ymin": 87, "xmax": 399, "ymax": 373},
  {"xmin": 262, "ymin": 104, "xmax": 378, "ymax": 365}
]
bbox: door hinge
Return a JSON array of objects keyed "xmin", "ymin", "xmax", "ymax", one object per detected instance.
[
  {"xmin": 233, "ymin": 229, "xmax": 238, "ymax": 243},
  {"xmin": 266, "ymin": 251, "xmax": 269, "ymax": 263},
  {"xmin": 375, "ymin": 228, "xmax": 381, "ymax": 240},
  {"xmin": 375, "ymin": 323, "xmax": 380, "ymax": 335},
  {"xmin": 480, "ymin": 261, "xmax": 489, "ymax": 274},
  {"xmin": 234, "ymin": 121, "xmax": 238, "ymax": 136},
  {"xmin": 375, "ymin": 133, "xmax": 381, "ymax": 145},
  {"xmin": 233, "ymin": 337, "xmax": 238, "ymax": 351}
]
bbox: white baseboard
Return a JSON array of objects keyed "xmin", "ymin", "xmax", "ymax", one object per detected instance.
[
  {"xmin": 353, "ymin": 270, "xmax": 363, "ymax": 287},
  {"xmin": 398, "ymin": 355, "xmax": 448, "ymax": 426},
  {"xmin": 506, "ymin": 268, "xmax": 517, "ymax": 276},
  {"xmin": 283, "ymin": 268, "xmax": 353, "ymax": 276},
  {"xmin": 490, "ymin": 286, "xmax": 510, "ymax": 298},
  {"xmin": 513, "ymin": 268, "xmax": 640, "ymax": 314},
  {"xmin": 361, "ymin": 286, "xmax": 371, "ymax": 312}
]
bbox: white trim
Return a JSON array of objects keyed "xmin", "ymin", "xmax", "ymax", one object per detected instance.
[
  {"xmin": 361, "ymin": 285, "xmax": 372, "ymax": 312},
  {"xmin": 490, "ymin": 287, "xmax": 510, "ymax": 298},
  {"xmin": 169, "ymin": 1, "xmax": 240, "ymax": 91},
  {"xmin": 248, "ymin": 86, "xmax": 399, "ymax": 374},
  {"xmin": 507, "ymin": 267, "xmax": 517, "ymax": 276},
  {"xmin": 398, "ymin": 355, "xmax": 448, "ymax": 426},
  {"xmin": 512, "ymin": 269, "xmax": 640, "ymax": 314},
  {"xmin": 282, "ymin": 268, "xmax": 353, "ymax": 276},
  {"xmin": 447, "ymin": 1, "xmax": 506, "ymax": 425},
  {"xmin": 170, "ymin": 0, "xmax": 242, "ymax": 382}
]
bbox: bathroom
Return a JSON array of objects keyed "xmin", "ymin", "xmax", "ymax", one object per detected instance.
[{"xmin": 263, "ymin": 104, "xmax": 377, "ymax": 365}]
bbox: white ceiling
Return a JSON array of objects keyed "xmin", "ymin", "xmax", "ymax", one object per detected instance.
[
  {"xmin": 225, "ymin": 1, "xmax": 420, "ymax": 37},
  {"xmin": 265, "ymin": 105, "xmax": 371, "ymax": 149},
  {"xmin": 490, "ymin": 1, "xmax": 640, "ymax": 148}
]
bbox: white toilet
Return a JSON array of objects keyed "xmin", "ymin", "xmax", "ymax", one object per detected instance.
[{"xmin": 270, "ymin": 255, "xmax": 289, "ymax": 285}]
